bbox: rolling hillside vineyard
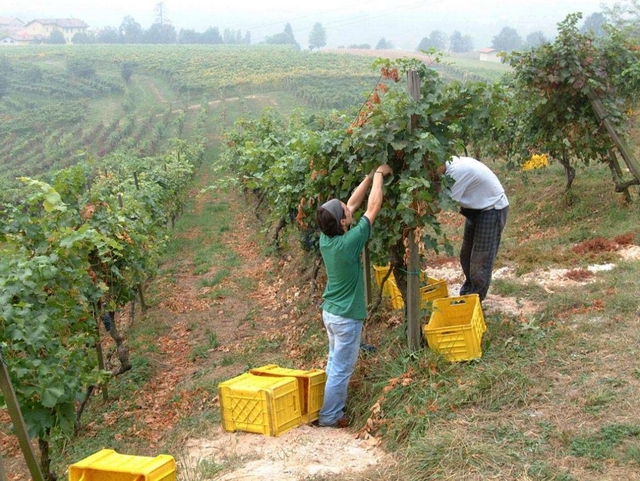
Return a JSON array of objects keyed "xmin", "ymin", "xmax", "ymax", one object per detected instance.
[{"xmin": 1, "ymin": 12, "xmax": 639, "ymax": 480}]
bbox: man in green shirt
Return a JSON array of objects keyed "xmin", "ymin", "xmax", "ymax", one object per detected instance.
[{"xmin": 316, "ymin": 163, "xmax": 392, "ymax": 428}]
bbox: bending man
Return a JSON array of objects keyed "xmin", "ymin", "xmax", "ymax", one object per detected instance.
[{"xmin": 441, "ymin": 156, "xmax": 509, "ymax": 301}]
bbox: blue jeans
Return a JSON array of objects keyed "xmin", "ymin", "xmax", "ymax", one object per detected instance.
[{"xmin": 318, "ymin": 311, "xmax": 363, "ymax": 426}]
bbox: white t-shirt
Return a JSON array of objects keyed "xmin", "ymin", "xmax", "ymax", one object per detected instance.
[{"xmin": 445, "ymin": 156, "xmax": 509, "ymax": 210}]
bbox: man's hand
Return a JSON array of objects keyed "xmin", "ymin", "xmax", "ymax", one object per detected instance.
[
  {"xmin": 367, "ymin": 164, "xmax": 393, "ymax": 181},
  {"xmin": 375, "ymin": 164, "xmax": 393, "ymax": 177}
]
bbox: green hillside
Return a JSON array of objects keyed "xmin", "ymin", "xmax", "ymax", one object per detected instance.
[
  {"xmin": 0, "ymin": 45, "xmax": 382, "ymax": 188},
  {"xmin": 0, "ymin": 45, "xmax": 511, "ymax": 191}
]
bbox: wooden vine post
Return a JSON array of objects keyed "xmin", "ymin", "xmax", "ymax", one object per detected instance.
[
  {"xmin": 363, "ymin": 248, "xmax": 372, "ymax": 307},
  {"xmin": 94, "ymin": 319, "xmax": 108, "ymax": 401},
  {"xmin": 0, "ymin": 348, "xmax": 45, "ymax": 481},
  {"xmin": 406, "ymin": 70, "xmax": 422, "ymax": 351},
  {"xmin": 607, "ymin": 149, "xmax": 632, "ymax": 202},
  {"xmin": 587, "ymin": 89, "xmax": 640, "ymax": 190}
]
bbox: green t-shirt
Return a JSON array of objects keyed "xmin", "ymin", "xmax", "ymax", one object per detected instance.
[{"xmin": 320, "ymin": 216, "xmax": 371, "ymax": 320}]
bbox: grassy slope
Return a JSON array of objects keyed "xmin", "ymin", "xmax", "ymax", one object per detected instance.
[{"xmin": 367, "ymin": 163, "xmax": 640, "ymax": 480}]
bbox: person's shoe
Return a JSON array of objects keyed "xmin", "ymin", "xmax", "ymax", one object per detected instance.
[
  {"xmin": 333, "ymin": 415, "xmax": 350, "ymax": 428},
  {"xmin": 318, "ymin": 414, "xmax": 351, "ymax": 429},
  {"xmin": 317, "ymin": 415, "xmax": 350, "ymax": 428},
  {"xmin": 360, "ymin": 343, "xmax": 376, "ymax": 353}
]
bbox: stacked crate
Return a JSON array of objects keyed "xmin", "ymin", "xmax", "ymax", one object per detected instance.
[
  {"xmin": 218, "ymin": 365, "xmax": 326, "ymax": 437},
  {"xmin": 373, "ymin": 265, "xmax": 487, "ymax": 362},
  {"xmin": 249, "ymin": 364, "xmax": 326, "ymax": 424},
  {"xmin": 372, "ymin": 265, "xmax": 449, "ymax": 310}
]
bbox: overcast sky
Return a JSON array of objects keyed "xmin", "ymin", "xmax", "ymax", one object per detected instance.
[{"xmin": 6, "ymin": 0, "xmax": 616, "ymax": 49}]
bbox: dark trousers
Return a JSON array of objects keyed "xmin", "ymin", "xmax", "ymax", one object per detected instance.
[{"xmin": 459, "ymin": 207, "xmax": 508, "ymax": 300}]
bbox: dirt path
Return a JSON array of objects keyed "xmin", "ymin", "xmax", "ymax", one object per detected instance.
[
  {"xmin": 145, "ymin": 78, "xmax": 168, "ymax": 104},
  {"xmin": 146, "ymin": 94, "xmax": 277, "ymax": 119},
  {"xmin": 166, "ymin": 181, "xmax": 393, "ymax": 479},
  {"xmin": 184, "ymin": 425, "xmax": 394, "ymax": 481}
]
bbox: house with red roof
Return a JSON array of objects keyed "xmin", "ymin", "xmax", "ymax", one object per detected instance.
[
  {"xmin": 0, "ymin": 31, "xmax": 37, "ymax": 46},
  {"xmin": 479, "ymin": 47, "xmax": 501, "ymax": 63}
]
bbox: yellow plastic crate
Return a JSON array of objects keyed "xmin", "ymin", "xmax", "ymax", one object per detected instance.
[
  {"xmin": 424, "ymin": 294, "xmax": 486, "ymax": 362},
  {"xmin": 419, "ymin": 278, "xmax": 449, "ymax": 307},
  {"xmin": 218, "ymin": 372, "xmax": 301, "ymax": 436},
  {"xmin": 372, "ymin": 265, "xmax": 404, "ymax": 309},
  {"xmin": 68, "ymin": 449, "xmax": 175, "ymax": 481},
  {"xmin": 249, "ymin": 364, "xmax": 326, "ymax": 423},
  {"xmin": 373, "ymin": 265, "xmax": 448, "ymax": 310}
]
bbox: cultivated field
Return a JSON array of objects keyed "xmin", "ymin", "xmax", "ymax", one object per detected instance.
[{"xmin": 1, "ymin": 44, "xmax": 639, "ymax": 481}]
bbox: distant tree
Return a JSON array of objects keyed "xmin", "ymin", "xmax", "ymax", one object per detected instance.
[
  {"xmin": 525, "ymin": 31, "xmax": 548, "ymax": 48},
  {"xmin": 155, "ymin": 2, "xmax": 167, "ymax": 28},
  {"xmin": 147, "ymin": 2, "xmax": 175, "ymax": 43},
  {"xmin": 375, "ymin": 37, "xmax": 393, "ymax": 49},
  {"xmin": 460, "ymin": 35, "xmax": 474, "ymax": 52},
  {"xmin": 417, "ymin": 30, "xmax": 448, "ymax": 51},
  {"xmin": 603, "ymin": 0, "xmax": 640, "ymax": 40},
  {"xmin": 96, "ymin": 26, "xmax": 121, "ymax": 44},
  {"xmin": 449, "ymin": 30, "xmax": 473, "ymax": 52},
  {"xmin": 201, "ymin": 27, "xmax": 222, "ymax": 44},
  {"xmin": 120, "ymin": 16, "xmax": 143, "ymax": 43},
  {"xmin": 243, "ymin": 31, "xmax": 251, "ymax": 44},
  {"xmin": 47, "ymin": 30, "xmax": 66, "ymax": 44},
  {"xmin": 284, "ymin": 23, "xmax": 297, "ymax": 45},
  {"xmin": 449, "ymin": 30, "xmax": 463, "ymax": 52},
  {"xmin": 580, "ymin": 12, "xmax": 607, "ymax": 37},
  {"xmin": 121, "ymin": 61, "xmax": 135, "ymax": 83},
  {"xmin": 223, "ymin": 28, "xmax": 243, "ymax": 44},
  {"xmin": 492, "ymin": 26, "xmax": 522, "ymax": 52},
  {"xmin": 72, "ymin": 32, "xmax": 93, "ymax": 44},
  {"xmin": 178, "ymin": 29, "xmax": 200, "ymax": 44},
  {"xmin": 164, "ymin": 25, "xmax": 177, "ymax": 44},
  {"xmin": 265, "ymin": 24, "xmax": 299, "ymax": 48},
  {"xmin": 309, "ymin": 22, "xmax": 327, "ymax": 50},
  {"xmin": 265, "ymin": 32, "xmax": 292, "ymax": 44},
  {"xmin": 164, "ymin": 24, "xmax": 178, "ymax": 43},
  {"xmin": 144, "ymin": 22, "xmax": 176, "ymax": 43}
]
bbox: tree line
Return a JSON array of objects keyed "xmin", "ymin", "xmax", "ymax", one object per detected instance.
[
  {"xmin": 416, "ymin": 11, "xmax": 608, "ymax": 53},
  {"xmin": 62, "ymin": 16, "xmax": 251, "ymax": 45}
]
